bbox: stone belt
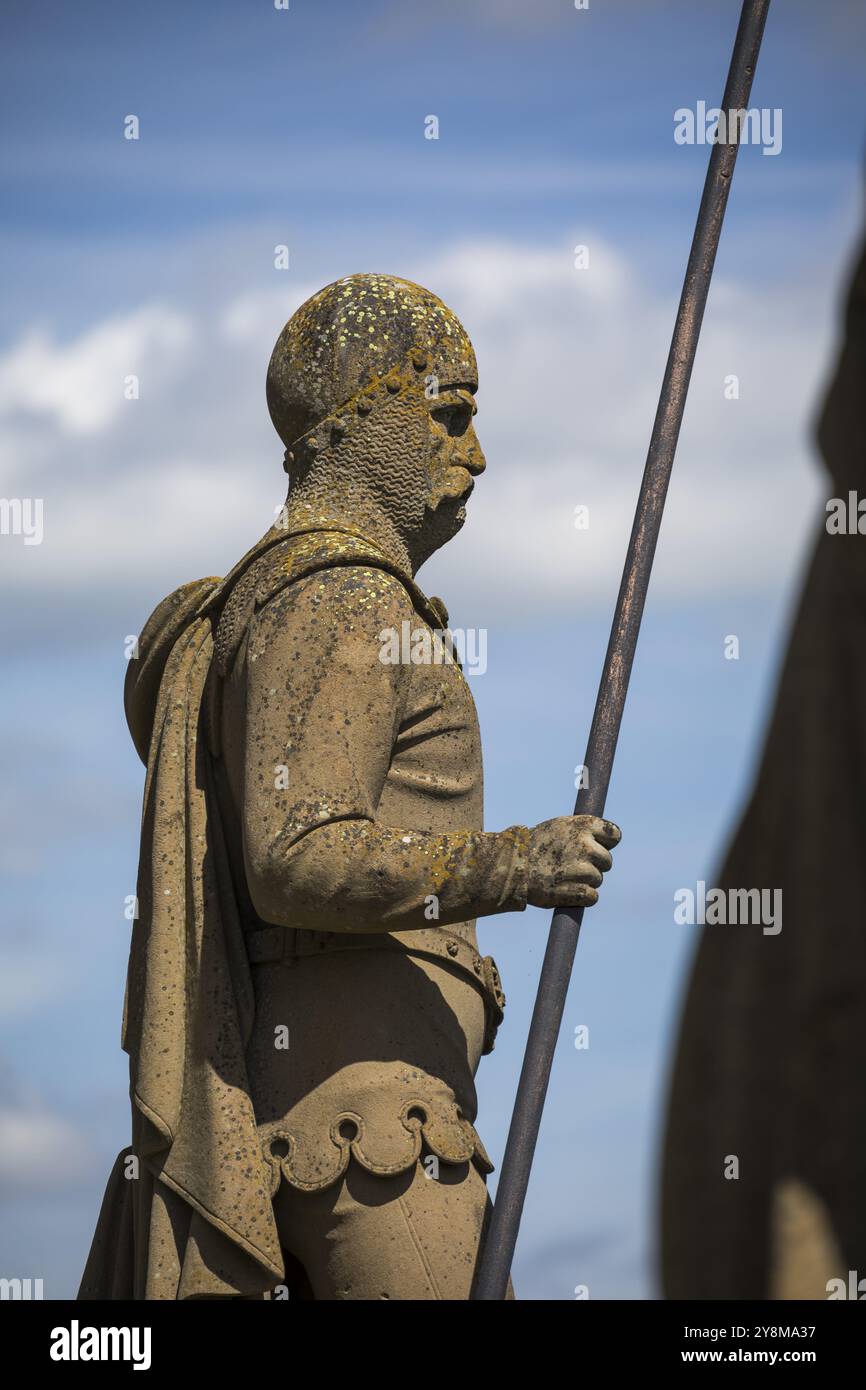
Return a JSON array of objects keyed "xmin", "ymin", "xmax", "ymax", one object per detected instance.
[{"xmin": 245, "ymin": 923, "xmax": 506, "ymax": 1054}]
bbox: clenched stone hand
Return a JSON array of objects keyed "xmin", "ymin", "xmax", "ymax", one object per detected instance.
[{"xmin": 527, "ymin": 815, "xmax": 621, "ymax": 908}]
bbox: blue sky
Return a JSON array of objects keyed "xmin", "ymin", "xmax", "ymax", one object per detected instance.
[{"xmin": 1, "ymin": 0, "xmax": 865, "ymax": 1299}]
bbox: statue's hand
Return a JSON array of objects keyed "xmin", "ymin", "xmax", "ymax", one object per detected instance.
[{"xmin": 526, "ymin": 815, "xmax": 621, "ymax": 909}]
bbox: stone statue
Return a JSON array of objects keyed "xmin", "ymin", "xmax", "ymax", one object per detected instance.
[
  {"xmin": 661, "ymin": 231, "xmax": 866, "ymax": 1299},
  {"xmin": 79, "ymin": 274, "xmax": 620, "ymax": 1300}
]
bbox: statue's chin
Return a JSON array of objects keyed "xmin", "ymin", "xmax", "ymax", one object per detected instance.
[
  {"xmin": 414, "ymin": 496, "xmax": 468, "ymax": 565},
  {"xmin": 434, "ymin": 500, "xmax": 467, "ymax": 536}
]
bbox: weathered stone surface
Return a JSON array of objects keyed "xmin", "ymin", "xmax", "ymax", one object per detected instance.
[{"xmin": 80, "ymin": 275, "xmax": 619, "ymax": 1300}]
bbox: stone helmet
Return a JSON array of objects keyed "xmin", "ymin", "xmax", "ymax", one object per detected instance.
[{"xmin": 266, "ymin": 273, "xmax": 478, "ymax": 469}]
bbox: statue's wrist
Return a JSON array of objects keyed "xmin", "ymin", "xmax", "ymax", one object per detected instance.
[{"xmin": 497, "ymin": 824, "xmax": 530, "ymax": 913}]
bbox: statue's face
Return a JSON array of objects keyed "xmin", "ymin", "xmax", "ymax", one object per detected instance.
[
  {"xmin": 422, "ymin": 385, "xmax": 486, "ymax": 549},
  {"xmin": 269, "ymin": 275, "xmax": 484, "ymax": 569}
]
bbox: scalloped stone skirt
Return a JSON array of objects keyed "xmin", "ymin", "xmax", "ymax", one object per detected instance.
[
  {"xmin": 271, "ymin": 1146, "xmax": 499, "ymax": 1299},
  {"xmin": 246, "ymin": 944, "xmax": 504, "ymax": 1299},
  {"xmin": 246, "ymin": 945, "xmax": 493, "ymax": 1194}
]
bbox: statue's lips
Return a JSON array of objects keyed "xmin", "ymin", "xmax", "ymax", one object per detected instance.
[{"xmin": 440, "ymin": 468, "xmax": 475, "ymax": 504}]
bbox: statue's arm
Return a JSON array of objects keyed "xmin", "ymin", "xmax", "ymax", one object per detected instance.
[{"xmin": 241, "ymin": 566, "xmax": 530, "ymax": 933}]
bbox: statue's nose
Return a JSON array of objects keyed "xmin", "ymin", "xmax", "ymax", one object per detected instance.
[{"xmin": 465, "ymin": 441, "xmax": 487, "ymax": 476}]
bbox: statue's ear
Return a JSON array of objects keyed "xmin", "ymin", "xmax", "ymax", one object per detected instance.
[{"xmin": 124, "ymin": 578, "xmax": 221, "ymax": 765}]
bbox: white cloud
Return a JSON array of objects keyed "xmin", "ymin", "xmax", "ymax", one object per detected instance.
[
  {"xmin": 0, "ymin": 305, "xmax": 192, "ymax": 438},
  {"xmin": 419, "ymin": 239, "xmax": 829, "ymax": 613},
  {"xmin": 0, "ymin": 236, "xmax": 833, "ymax": 628},
  {"xmin": 219, "ymin": 285, "xmax": 316, "ymax": 346},
  {"xmin": 0, "ymin": 1102, "xmax": 93, "ymax": 1194}
]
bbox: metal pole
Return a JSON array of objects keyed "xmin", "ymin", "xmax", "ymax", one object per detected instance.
[{"xmin": 473, "ymin": 0, "xmax": 772, "ymax": 1300}]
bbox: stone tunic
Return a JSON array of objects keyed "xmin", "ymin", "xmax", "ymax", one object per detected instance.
[{"xmin": 215, "ymin": 530, "xmax": 529, "ymax": 1194}]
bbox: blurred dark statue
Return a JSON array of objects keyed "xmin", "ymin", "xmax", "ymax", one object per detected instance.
[{"xmin": 661, "ymin": 228, "xmax": 866, "ymax": 1299}]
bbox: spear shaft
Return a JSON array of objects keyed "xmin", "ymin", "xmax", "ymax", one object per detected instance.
[{"xmin": 473, "ymin": 0, "xmax": 772, "ymax": 1301}]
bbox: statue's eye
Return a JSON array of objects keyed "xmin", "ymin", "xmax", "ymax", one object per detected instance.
[{"xmin": 432, "ymin": 402, "xmax": 472, "ymax": 436}]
